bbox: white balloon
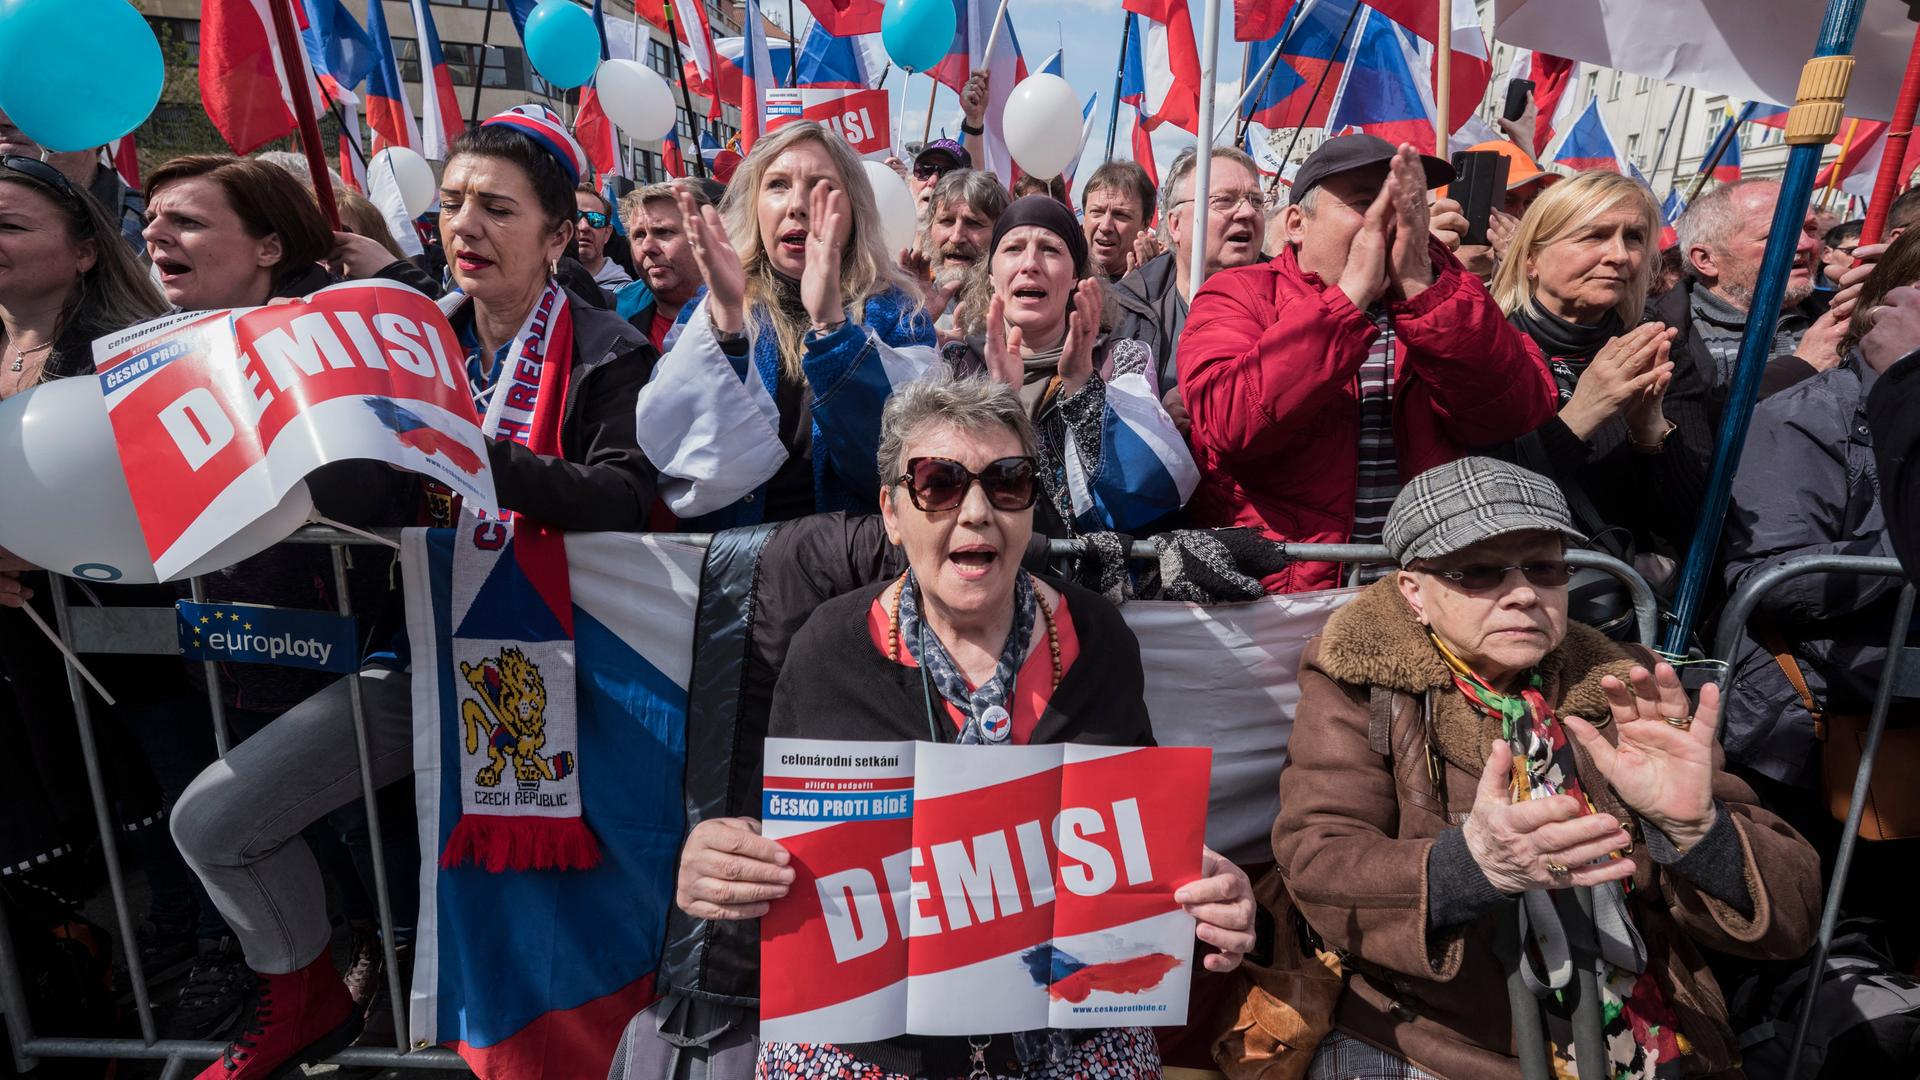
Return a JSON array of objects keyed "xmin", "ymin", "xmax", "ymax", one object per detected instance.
[
  {"xmin": 371, "ymin": 147, "xmax": 437, "ymax": 220},
  {"xmin": 595, "ymin": 59, "xmax": 677, "ymax": 141},
  {"xmin": 861, "ymin": 160, "xmax": 919, "ymax": 258},
  {"xmin": 0, "ymin": 378, "xmax": 314, "ymax": 585},
  {"xmin": 1001, "ymin": 73, "xmax": 1083, "ymax": 180}
]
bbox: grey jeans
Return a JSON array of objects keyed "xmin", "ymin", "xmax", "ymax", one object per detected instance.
[{"xmin": 170, "ymin": 667, "xmax": 414, "ymax": 974}]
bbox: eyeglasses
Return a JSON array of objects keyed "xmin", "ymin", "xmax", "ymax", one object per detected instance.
[
  {"xmin": 894, "ymin": 456, "xmax": 1038, "ymax": 512},
  {"xmin": 1416, "ymin": 560, "xmax": 1573, "ymax": 591},
  {"xmin": 0, "ymin": 154, "xmax": 86, "ymax": 212},
  {"xmin": 914, "ymin": 161, "xmax": 956, "ymax": 181},
  {"xmin": 1170, "ymin": 190, "xmax": 1270, "ymax": 214},
  {"xmin": 576, "ymin": 209, "xmax": 610, "ymax": 229}
]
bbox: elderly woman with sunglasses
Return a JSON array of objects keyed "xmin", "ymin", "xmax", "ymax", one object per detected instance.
[
  {"xmin": 672, "ymin": 373, "xmax": 1254, "ymax": 1079},
  {"xmin": 1272, "ymin": 456, "xmax": 1818, "ymax": 1080},
  {"xmin": 945, "ymin": 195, "xmax": 1198, "ymax": 536}
]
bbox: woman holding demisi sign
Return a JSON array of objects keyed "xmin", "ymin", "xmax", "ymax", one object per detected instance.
[{"xmin": 673, "ymin": 372, "xmax": 1255, "ymax": 1079}]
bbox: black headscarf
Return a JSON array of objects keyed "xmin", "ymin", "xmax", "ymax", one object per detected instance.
[{"xmin": 989, "ymin": 195, "xmax": 1090, "ymax": 279}]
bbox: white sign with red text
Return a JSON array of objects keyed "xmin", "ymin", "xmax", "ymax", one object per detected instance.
[
  {"xmin": 95, "ymin": 279, "xmax": 496, "ymax": 580},
  {"xmin": 763, "ymin": 88, "xmax": 892, "ymax": 159},
  {"xmin": 759, "ymin": 739, "xmax": 1209, "ymax": 1044}
]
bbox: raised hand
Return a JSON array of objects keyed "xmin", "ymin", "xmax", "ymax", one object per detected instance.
[
  {"xmin": 982, "ymin": 293, "xmax": 1023, "ymax": 386},
  {"xmin": 1623, "ymin": 330, "xmax": 1677, "ymax": 445},
  {"xmin": 1386, "ymin": 146, "xmax": 1435, "ymax": 299},
  {"xmin": 1337, "ymin": 175, "xmax": 1396, "ymax": 310},
  {"xmin": 1497, "ymin": 97, "xmax": 1539, "ymax": 160},
  {"xmin": 1462, "ymin": 740, "xmax": 1636, "ymax": 893},
  {"xmin": 1559, "ymin": 323, "xmax": 1678, "ymax": 440},
  {"xmin": 675, "ymin": 816, "xmax": 794, "ymax": 921},
  {"xmin": 961, "ymin": 72, "xmax": 989, "ymax": 127},
  {"xmin": 1428, "ymin": 196, "xmax": 1469, "ymax": 252},
  {"xmin": 678, "ymin": 189, "xmax": 748, "ymax": 335},
  {"xmin": 900, "ymin": 245, "xmax": 932, "ymax": 282},
  {"xmin": 802, "ymin": 179, "xmax": 849, "ymax": 328},
  {"xmin": 327, "ymin": 230, "xmax": 401, "ymax": 281},
  {"xmin": 1174, "ymin": 847, "xmax": 1255, "ymax": 972},
  {"xmin": 1128, "ymin": 230, "xmax": 1165, "ymax": 273},
  {"xmin": 1057, "ymin": 278, "xmax": 1102, "ymax": 395},
  {"xmin": 1563, "ymin": 663, "xmax": 1720, "ymax": 851}
]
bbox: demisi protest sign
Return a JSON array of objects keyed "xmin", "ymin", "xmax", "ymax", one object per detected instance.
[
  {"xmin": 95, "ymin": 280, "xmax": 496, "ymax": 579},
  {"xmin": 759, "ymin": 739, "xmax": 1210, "ymax": 1043},
  {"xmin": 764, "ymin": 88, "xmax": 891, "ymax": 158}
]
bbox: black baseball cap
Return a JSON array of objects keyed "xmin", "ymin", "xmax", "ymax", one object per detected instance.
[{"xmin": 1290, "ymin": 133, "xmax": 1453, "ymax": 206}]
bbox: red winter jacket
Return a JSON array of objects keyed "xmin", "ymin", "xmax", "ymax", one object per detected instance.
[{"xmin": 1176, "ymin": 241, "xmax": 1556, "ymax": 594}]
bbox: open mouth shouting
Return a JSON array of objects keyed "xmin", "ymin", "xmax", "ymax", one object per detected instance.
[
  {"xmin": 947, "ymin": 543, "xmax": 1001, "ymax": 581},
  {"xmin": 152, "ymin": 254, "xmax": 193, "ymax": 286},
  {"xmin": 778, "ymin": 227, "xmax": 809, "ymax": 258}
]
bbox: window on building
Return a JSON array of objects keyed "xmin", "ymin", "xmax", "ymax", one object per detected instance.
[
  {"xmin": 1637, "ymin": 75, "xmax": 1651, "ymax": 94},
  {"xmin": 1608, "ymin": 72, "xmax": 1621, "ymax": 100},
  {"xmin": 1585, "ymin": 71, "xmax": 1600, "ymax": 103},
  {"xmin": 1627, "ymin": 133, "xmax": 1640, "ymax": 160},
  {"xmin": 647, "ymin": 38, "xmax": 675, "ymax": 79}
]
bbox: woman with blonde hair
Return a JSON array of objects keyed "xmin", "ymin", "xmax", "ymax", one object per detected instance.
[
  {"xmin": 635, "ymin": 121, "xmax": 937, "ymax": 527},
  {"xmin": 1488, "ymin": 170, "xmax": 1689, "ymax": 594}
]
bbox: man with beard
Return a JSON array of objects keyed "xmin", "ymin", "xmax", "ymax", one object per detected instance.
[
  {"xmin": 1111, "ymin": 146, "xmax": 1268, "ymax": 401},
  {"xmin": 615, "ymin": 180, "xmax": 712, "ymax": 350},
  {"xmin": 1082, "ymin": 160, "xmax": 1161, "ymax": 281},
  {"xmin": 917, "ymin": 169, "xmax": 1009, "ymax": 332}
]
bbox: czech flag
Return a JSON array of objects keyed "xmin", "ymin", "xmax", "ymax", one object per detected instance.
[
  {"xmin": 1235, "ymin": 0, "xmax": 1289, "ymax": 43},
  {"xmin": 932, "ymin": 0, "xmax": 1031, "ymax": 182},
  {"xmin": 1118, "ymin": 0, "xmax": 1202, "ymax": 134},
  {"xmin": 734, "ymin": 0, "xmax": 777, "ymax": 151},
  {"xmin": 794, "ymin": 21, "xmax": 879, "ymax": 89},
  {"xmin": 1326, "ymin": 10, "xmax": 1440, "ymax": 155},
  {"xmin": 1130, "ymin": 101, "xmax": 1159, "ymax": 189},
  {"xmin": 364, "ymin": 0, "xmax": 423, "ymax": 154},
  {"xmin": 200, "ymin": 0, "xmax": 335, "ymax": 154},
  {"xmin": 575, "ymin": 0, "xmax": 623, "ymax": 187},
  {"xmin": 108, "ymin": 137, "xmax": 142, "ymax": 189},
  {"xmin": 713, "ymin": 35, "xmax": 793, "ymax": 109},
  {"xmin": 1037, "ymin": 48, "xmax": 1064, "ymax": 78},
  {"xmin": 701, "ymin": 129, "xmax": 743, "ymax": 184},
  {"xmin": 1700, "ymin": 109, "xmax": 1745, "ymax": 183},
  {"xmin": 1552, "ymin": 97, "xmax": 1645, "ymax": 182},
  {"xmin": 1749, "ymin": 102, "xmax": 1790, "ymax": 130},
  {"xmin": 407, "ymin": 0, "xmax": 466, "ymax": 159},
  {"xmin": 661, "ymin": 126, "xmax": 686, "ymax": 177},
  {"xmin": 1366, "ymin": 0, "xmax": 1491, "ymax": 134},
  {"xmin": 299, "ymin": 0, "xmax": 373, "ymax": 104},
  {"xmin": 1063, "ymin": 91, "xmax": 1099, "ymax": 189},
  {"xmin": 671, "ymin": 0, "xmax": 722, "ymax": 113},
  {"xmin": 1660, "ymin": 188, "xmax": 1685, "ymax": 249},
  {"xmin": 799, "ymin": 0, "xmax": 885, "ymax": 36},
  {"xmin": 1239, "ymin": 0, "xmax": 1359, "ymax": 131}
]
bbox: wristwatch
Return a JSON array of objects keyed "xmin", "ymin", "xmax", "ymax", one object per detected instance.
[{"xmin": 961, "ymin": 121, "xmax": 984, "ymax": 136}]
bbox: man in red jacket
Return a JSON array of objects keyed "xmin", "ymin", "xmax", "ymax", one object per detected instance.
[{"xmin": 1177, "ymin": 135, "xmax": 1556, "ymax": 594}]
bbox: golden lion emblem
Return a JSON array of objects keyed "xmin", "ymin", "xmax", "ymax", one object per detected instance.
[{"xmin": 460, "ymin": 647, "xmax": 573, "ymax": 788}]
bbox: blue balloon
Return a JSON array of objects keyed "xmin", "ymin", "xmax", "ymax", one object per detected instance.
[
  {"xmin": 524, "ymin": 1, "xmax": 601, "ymax": 90},
  {"xmin": 0, "ymin": 0, "xmax": 163, "ymax": 152},
  {"xmin": 880, "ymin": 0, "xmax": 956, "ymax": 74}
]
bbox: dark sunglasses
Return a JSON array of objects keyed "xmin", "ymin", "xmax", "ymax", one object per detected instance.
[
  {"xmin": 1416, "ymin": 560, "xmax": 1573, "ymax": 591},
  {"xmin": 913, "ymin": 161, "xmax": 955, "ymax": 181},
  {"xmin": 895, "ymin": 456, "xmax": 1038, "ymax": 513},
  {"xmin": 576, "ymin": 209, "xmax": 610, "ymax": 228},
  {"xmin": 0, "ymin": 154, "xmax": 87, "ymax": 218}
]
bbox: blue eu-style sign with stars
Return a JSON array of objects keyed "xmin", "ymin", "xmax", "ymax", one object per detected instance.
[{"xmin": 177, "ymin": 602, "xmax": 359, "ymax": 674}]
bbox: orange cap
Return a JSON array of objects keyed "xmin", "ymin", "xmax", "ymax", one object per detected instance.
[{"xmin": 1465, "ymin": 139, "xmax": 1561, "ymax": 191}]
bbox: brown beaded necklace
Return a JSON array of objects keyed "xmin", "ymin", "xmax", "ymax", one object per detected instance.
[{"xmin": 886, "ymin": 571, "xmax": 1061, "ymax": 693}]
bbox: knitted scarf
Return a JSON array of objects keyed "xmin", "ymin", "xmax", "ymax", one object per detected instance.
[
  {"xmin": 440, "ymin": 280, "xmax": 600, "ymax": 873},
  {"xmin": 1436, "ymin": 636, "xmax": 1689, "ymax": 1078}
]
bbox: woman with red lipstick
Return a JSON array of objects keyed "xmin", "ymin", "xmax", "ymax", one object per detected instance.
[
  {"xmin": 945, "ymin": 195, "xmax": 1197, "ymax": 536},
  {"xmin": 1275, "ymin": 457, "xmax": 1817, "ymax": 1080},
  {"xmin": 672, "ymin": 373, "xmax": 1256, "ymax": 1079},
  {"xmin": 634, "ymin": 121, "xmax": 939, "ymax": 529}
]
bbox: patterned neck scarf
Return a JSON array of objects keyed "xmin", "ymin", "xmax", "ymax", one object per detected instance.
[
  {"xmin": 900, "ymin": 568, "xmax": 1037, "ymax": 745},
  {"xmin": 1434, "ymin": 635, "xmax": 1690, "ymax": 1079}
]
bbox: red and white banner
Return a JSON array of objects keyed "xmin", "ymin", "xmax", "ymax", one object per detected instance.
[
  {"xmin": 95, "ymin": 280, "xmax": 497, "ymax": 580},
  {"xmin": 760, "ymin": 739, "xmax": 1209, "ymax": 1043},
  {"xmin": 763, "ymin": 88, "xmax": 892, "ymax": 159}
]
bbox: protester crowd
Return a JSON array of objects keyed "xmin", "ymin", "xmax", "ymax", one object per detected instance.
[{"xmin": 4, "ymin": 78, "xmax": 1920, "ymax": 1080}]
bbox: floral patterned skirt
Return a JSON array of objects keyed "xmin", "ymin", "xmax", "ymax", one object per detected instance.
[{"xmin": 756, "ymin": 1025, "xmax": 1161, "ymax": 1079}]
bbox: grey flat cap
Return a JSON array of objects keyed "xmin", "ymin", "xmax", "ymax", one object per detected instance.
[{"xmin": 1383, "ymin": 457, "xmax": 1586, "ymax": 565}]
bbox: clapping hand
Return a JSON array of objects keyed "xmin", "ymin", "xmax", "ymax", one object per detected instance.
[
  {"xmin": 1559, "ymin": 323, "xmax": 1677, "ymax": 441},
  {"xmin": 1463, "ymin": 740, "xmax": 1636, "ymax": 893},
  {"xmin": 1127, "ymin": 230, "xmax": 1165, "ymax": 274},
  {"xmin": 1337, "ymin": 174, "xmax": 1397, "ymax": 310},
  {"xmin": 678, "ymin": 189, "xmax": 748, "ymax": 335},
  {"xmin": 1387, "ymin": 146, "xmax": 1436, "ymax": 299},
  {"xmin": 1058, "ymin": 279, "xmax": 1102, "ymax": 395},
  {"xmin": 802, "ymin": 180, "xmax": 849, "ymax": 329},
  {"xmin": 1564, "ymin": 663, "xmax": 1720, "ymax": 851},
  {"xmin": 982, "ymin": 293, "xmax": 1024, "ymax": 387}
]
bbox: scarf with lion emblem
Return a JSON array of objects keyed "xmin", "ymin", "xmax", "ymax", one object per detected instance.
[{"xmin": 440, "ymin": 280, "xmax": 600, "ymax": 872}]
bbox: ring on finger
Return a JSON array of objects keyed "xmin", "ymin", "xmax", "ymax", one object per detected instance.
[
  {"xmin": 1662, "ymin": 715, "xmax": 1692, "ymax": 729},
  {"xmin": 1545, "ymin": 861, "xmax": 1570, "ymax": 875}
]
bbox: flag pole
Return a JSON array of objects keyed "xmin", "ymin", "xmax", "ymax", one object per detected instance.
[
  {"xmin": 1434, "ymin": 0, "xmax": 1452, "ymax": 155},
  {"xmin": 922, "ymin": 78, "xmax": 939, "ymax": 146},
  {"xmin": 467, "ymin": 0, "xmax": 498, "ymax": 128},
  {"xmin": 1686, "ymin": 111, "xmax": 1742, "ymax": 199},
  {"xmin": 265, "ymin": 0, "xmax": 340, "ymax": 229},
  {"xmin": 663, "ymin": 2, "xmax": 710, "ymax": 178},
  {"xmin": 1104, "ymin": 15, "xmax": 1132, "ymax": 160},
  {"xmin": 981, "ymin": 0, "xmax": 1015, "ymax": 69},
  {"xmin": 1661, "ymin": 0, "xmax": 1872, "ymax": 658},
  {"xmin": 1861, "ymin": 20, "xmax": 1920, "ymax": 244},
  {"xmin": 786, "ymin": 0, "xmax": 800, "ymax": 84},
  {"xmin": 1219, "ymin": 40, "xmax": 1287, "ymax": 145},
  {"xmin": 1822, "ymin": 117, "xmax": 1862, "ymax": 210},
  {"xmin": 1229, "ymin": 3, "xmax": 1305, "ymax": 147},
  {"xmin": 1648, "ymin": 86, "xmax": 1688, "ymax": 187},
  {"xmin": 1186, "ymin": 0, "xmax": 1223, "ymax": 301}
]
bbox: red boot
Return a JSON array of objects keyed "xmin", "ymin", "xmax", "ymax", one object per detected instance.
[{"xmin": 192, "ymin": 952, "xmax": 360, "ymax": 1079}]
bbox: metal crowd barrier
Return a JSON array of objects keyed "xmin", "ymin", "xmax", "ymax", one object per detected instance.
[
  {"xmin": 0, "ymin": 526, "xmax": 1660, "ymax": 1076},
  {"xmin": 1710, "ymin": 553, "xmax": 1912, "ymax": 1080}
]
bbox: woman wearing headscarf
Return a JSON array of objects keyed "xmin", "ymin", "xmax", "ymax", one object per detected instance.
[
  {"xmin": 943, "ymin": 195, "xmax": 1197, "ymax": 536},
  {"xmin": 633, "ymin": 121, "xmax": 938, "ymax": 527},
  {"xmin": 166, "ymin": 105, "xmax": 661, "ymax": 1080},
  {"xmin": 674, "ymin": 373, "xmax": 1254, "ymax": 1078},
  {"xmin": 1274, "ymin": 456, "xmax": 1819, "ymax": 1080}
]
